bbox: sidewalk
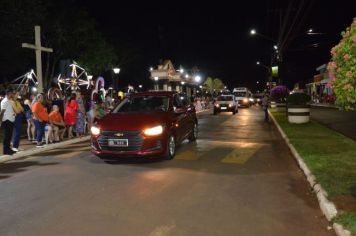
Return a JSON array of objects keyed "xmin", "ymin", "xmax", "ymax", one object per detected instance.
[{"xmin": 0, "ymin": 136, "xmax": 90, "ymax": 164}]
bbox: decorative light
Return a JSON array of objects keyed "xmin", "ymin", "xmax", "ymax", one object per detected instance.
[
  {"xmin": 32, "ymin": 87, "xmax": 37, "ymax": 93},
  {"xmin": 250, "ymin": 29, "xmax": 256, "ymax": 35},
  {"xmin": 185, "ymin": 74, "xmax": 189, "ymax": 78},
  {"xmin": 87, "ymin": 75, "xmax": 93, "ymax": 80},
  {"xmin": 181, "ymin": 81, "xmax": 185, "ymax": 85},
  {"xmin": 273, "ymin": 45, "xmax": 278, "ymax": 50},
  {"xmin": 199, "ymin": 85, "xmax": 203, "ymax": 89},
  {"xmin": 256, "ymin": 61, "xmax": 260, "ymax": 65}
]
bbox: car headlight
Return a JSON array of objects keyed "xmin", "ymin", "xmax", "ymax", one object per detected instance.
[
  {"xmin": 143, "ymin": 125, "xmax": 163, "ymax": 136},
  {"xmin": 228, "ymin": 104, "xmax": 232, "ymax": 107},
  {"xmin": 91, "ymin": 126, "xmax": 101, "ymax": 136},
  {"xmin": 249, "ymin": 98, "xmax": 254, "ymax": 102},
  {"xmin": 243, "ymin": 98, "xmax": 248, "ymax": 103},
  {"xmin": 215, "ymin": 104, "xmax": 220, "ymax": 107}
]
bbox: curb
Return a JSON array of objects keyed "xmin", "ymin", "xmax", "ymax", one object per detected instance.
[
  {"xmin": 0, "ymin": 136, "xmax": 91, "ymax": 164},
  {"xmin": 268, "ymin": 110, "xmax": 352, "ymax": 235}
]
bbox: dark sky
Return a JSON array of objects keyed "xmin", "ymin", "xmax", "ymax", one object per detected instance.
[{"xmin": 77, "ymin": 0, "xmax": 355, "ymax": 91}]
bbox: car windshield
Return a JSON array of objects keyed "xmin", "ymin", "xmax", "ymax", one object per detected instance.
[
  {"xmin": 234, "ymin": 92, "xmax": 247, "ymax": 97},
  {"xmin": 113, "ymin": 96, "xmax": 170, "ymax": 113},
  {"xmin": 217, "ymin": 96, "xmax": 233, "ymax": 101}
]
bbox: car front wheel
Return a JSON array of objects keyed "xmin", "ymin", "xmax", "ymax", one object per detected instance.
[
  {"xmin": 165, "ymin": 134, "xmax": 176, "ymax": 160},
  {"xmin": 188, "ymin": 123, "xmax": 198, "ymax": 142}
]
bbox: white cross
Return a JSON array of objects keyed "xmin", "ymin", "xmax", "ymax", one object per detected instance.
[{"xmin": 22, "ymin": 25, "xmax": 53, "ymax": 93}]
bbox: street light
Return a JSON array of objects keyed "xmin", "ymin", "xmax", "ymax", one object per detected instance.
[
  {"xmin": 249, "ymin": 29, "xmax": 277, "ymax": 43},
  {"xmin": 256, "ymin": 61, "xmax": 260, "ymax": 65},
  {"xmin": 308, "ymin": 28, "xmax": 313, "ymax": 33},
  {"xmin": 194, "ymin": 75, "xmax": 201, "ymax": 83},
  {"xmin": 113, "ymin": 68, "xmax": 120, "ymax": 74},
  {"xmin": 185, "ymin": 74, "xmax": 189, "ymax": 79},
  {"xmin": 154, "ymin": 77, "xmax": 159, "ymax": 81},
  {"xmin": 273, "ymin": 45, "xmax": 278, "ymax": 50},
  {"xmin": 112, "ymin": 68, "xmax": 120, "ymax": 91},
  {"xmin": 139, "ymin": 84, "xmax": 143, "ymax": 88}
]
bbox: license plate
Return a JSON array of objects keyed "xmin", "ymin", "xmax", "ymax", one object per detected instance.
[
  {"xmin": 108, "ymin": 139, "xmax": 128, "ymax": 147},
  {"xmin": 221, "ymin": 107, "xmax": 227, "ymax": 110}
]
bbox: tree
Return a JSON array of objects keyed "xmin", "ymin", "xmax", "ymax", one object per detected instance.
[
  {"xmin": 202, "ymin": 77, "xmax": 225, "ymax": 93},
  {"xmin": 327, "ymin": 18, "xmax": 356, "ymax": 111},
  {"xmin": 0, "ymin": 0, "xmax": 118, "ymax": 89}
]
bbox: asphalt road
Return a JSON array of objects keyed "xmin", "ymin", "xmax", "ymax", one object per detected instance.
[
  {"xmin": 0, "ymin": 107, "xmax": 334, "ymax": 236},
  {"xmin": 311, "ymin": 106, "xmax": 356, "ymax": 140}
]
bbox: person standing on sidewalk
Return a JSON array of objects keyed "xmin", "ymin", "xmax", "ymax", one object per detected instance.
[
  {"xmin": 32, "ymin": 94, "xmax": 49, "ymax": 147},
  {"xmin": 262, "ymin": 93, "xmax": 269, "ymax": 122},
  {"xmin": 75, "ymin": 91, "xmax": 86, "ymax": 137},
  {"xmin": 0, "ymin": 89, "xmax": 16, "ymax": 155},
  {"xmin": 64, "ymin": 94, "xmax": 78, "ymax": 139},
  {"xmin": 11, "ymin": 91, "xmax": 25, "ymax": 152},
  {"xmin": 24, "ymin": 98, "xmax": 35, "ymax": 142}
]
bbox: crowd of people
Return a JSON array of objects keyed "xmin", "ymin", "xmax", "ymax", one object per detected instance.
[{"xmin": 0, "ymin": 89, "xmax": 117, "ymax": 155}]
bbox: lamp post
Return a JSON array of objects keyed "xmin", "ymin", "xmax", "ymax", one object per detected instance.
[{"xmin": 113, "ymin": 68, "xmax": 120, "ymax": 92}]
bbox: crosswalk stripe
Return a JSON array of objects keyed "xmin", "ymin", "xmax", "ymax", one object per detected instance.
[{"xmin": 221, "ymin": 143, "xmax": 264, "ymax": 164}]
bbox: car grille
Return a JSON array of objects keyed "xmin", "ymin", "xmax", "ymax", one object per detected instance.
[{"xmin": 97, "ymin": 131, "xmax": 143, "ymax": 152}]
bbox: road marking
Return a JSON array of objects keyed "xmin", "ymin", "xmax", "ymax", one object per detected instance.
[
  {"xmin": 175, "ymin": 150, "xmax": 200, "ymax": 160},
  {"xmin": 221, "ymin": 143, "xmax": 264, "ymax": 164}
]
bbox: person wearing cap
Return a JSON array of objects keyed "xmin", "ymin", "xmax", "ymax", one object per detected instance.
[
  {"xmin": 32, "ymin": 94, "xmax": 49, "ymax": 147},
  {"xmin": 48, "ymin": 105, "xmax": 66, "ymax": 142},
  {"xmin": 11, "ymin": 91, "xmax": 24, "ymax": 152},
  {"xmin": 0, "ymin": 89, "xmax": 16, "ymax": 155}
]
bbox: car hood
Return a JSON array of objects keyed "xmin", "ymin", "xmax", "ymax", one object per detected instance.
[{"xmin": 97, "ymin": 112, "xmax": 170, "ymax": 131}]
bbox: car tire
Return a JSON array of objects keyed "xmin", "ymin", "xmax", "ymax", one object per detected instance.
[
  {"xmin": 188, "ymin": 123, "xmax": 198, "ymax": 142},
  {"xmin": 165, "ymin": 134, "xmax": 176, "ymax": 160}
]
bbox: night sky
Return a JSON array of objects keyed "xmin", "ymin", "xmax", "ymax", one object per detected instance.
[{"xmin": 74, "ymin": 1, "xmax": 355, "ymax": 90}]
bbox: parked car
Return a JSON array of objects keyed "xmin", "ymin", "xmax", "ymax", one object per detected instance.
[
  {"xmin": 213, "ymin": 94, "xmax": 238, "ymax": 115},
  {"xmin": 91, "ymin": 91, "xmax": 198, "ymax": 160}
]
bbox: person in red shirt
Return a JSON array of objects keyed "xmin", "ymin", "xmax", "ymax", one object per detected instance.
[
  {"xmin": 48, "ymin": 105, "xmax": 66, "ymax": 142},
  {"xmin": 32, "ymin": 94, "xmax": 49, "ymax": 147},
  {"xmin": 64, "ymin": 93, "xmax": 77, "ymax": 139}
]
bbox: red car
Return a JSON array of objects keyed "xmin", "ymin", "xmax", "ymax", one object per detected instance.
[{"xmin": 91, "ymin": 91, "xmax": 198, "ymax": 160}]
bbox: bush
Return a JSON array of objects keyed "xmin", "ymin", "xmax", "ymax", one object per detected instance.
[
  {"xmin": 287, "ymin": 92, "xmax": 311, "ymax": 105},
  {"xmin": 328, "ymin": 17, "xmax": 356, "ymax": 111},
  {"xmin": 270, "ymin": 85, "xmax": 288, "ymax": 102}
]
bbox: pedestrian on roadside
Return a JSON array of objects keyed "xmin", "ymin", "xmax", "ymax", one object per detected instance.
[
  {"xmin": 11, "ymin": 91, "xmax": 25, "ymax": 152},
  {"xmin": 64, "ymin": 93, "xmax": 78, "ymax": 139},
  {"xmin": 0, "ymin": 89, "xmax": 16, "ymax": 155},
  {"xmin": 86, "ymin": 99, "xmax": 96, "ymax": 133},
  {"xmin": 262, "ymin": 93, "xmax": 269, "ymax": 122},
  {"xmin": 32, "ymin": 94, "xmax": 49, "ymax": 147},
  {"xmin": 24, "ymin": 98, "xmax": 35, "ymax": 142},
  {"xmin": 48, "ymin": 105, "xmax": 66, "ymax": 142},
  {"xmin": 75, "ymin": 91, "xmax": 86, "ymax": 137}
]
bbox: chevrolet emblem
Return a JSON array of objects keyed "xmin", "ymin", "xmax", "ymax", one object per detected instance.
[{"xmin": 115, "ymin": 133, "xmax": 124, "ymax": 137}]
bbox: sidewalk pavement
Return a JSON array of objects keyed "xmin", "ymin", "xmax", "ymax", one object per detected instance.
[{"xmin": 0, "ymin": 136, "xmax": 90, "ymax": 164}]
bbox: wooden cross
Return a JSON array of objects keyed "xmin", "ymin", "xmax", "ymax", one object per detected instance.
[{"xmin": 22, "ymin": 25, "xmax": 53, "ymax": 93}]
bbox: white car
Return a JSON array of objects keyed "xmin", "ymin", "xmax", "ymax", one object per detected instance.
[{"xmin": 213, "ymin": 95, "xmax": 238, "ymax": 115}]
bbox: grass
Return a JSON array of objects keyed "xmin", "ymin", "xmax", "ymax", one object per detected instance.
[{"xmin": 271, "ymin": 110, "xmax": 356, "ymax": 234}]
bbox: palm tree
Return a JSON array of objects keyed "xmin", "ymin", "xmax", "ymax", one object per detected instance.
[{"xmin": 202, "ymin": 77, "xmax": 225, "ymax": 93}]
